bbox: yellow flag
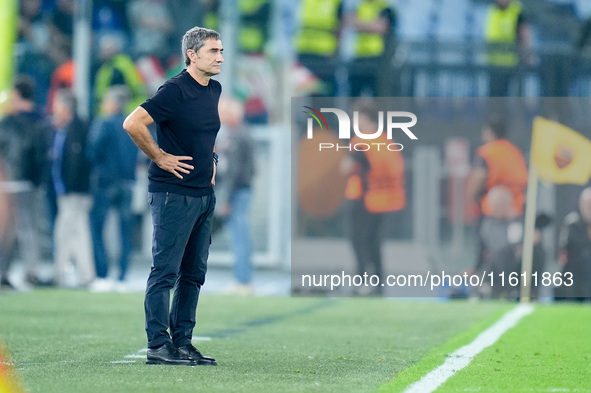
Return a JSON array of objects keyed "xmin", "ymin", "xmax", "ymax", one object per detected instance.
[{"xmin": 531, "ymin": 116, "xmax": 591, "ymax": 185}]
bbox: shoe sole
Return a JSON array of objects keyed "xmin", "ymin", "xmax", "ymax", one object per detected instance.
[
  {"xmin": 146, "ymin": 359, "xmax": 218, "ymax": 366},
  {"xmin": 146, "ymin": 358, "xmax": 196, "ymax": 366},
  {"xmin": 194, "ymin": 359, "xmax": 218, "ymax": 366}
]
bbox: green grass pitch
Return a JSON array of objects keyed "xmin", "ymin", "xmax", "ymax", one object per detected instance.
[
  {"xmin": 435, "ymin": 303, "xmax": 591, "ymax": 393},
  {"xmin": 0, "ymin": 290, "xmax": 589, "ymax": 393}
]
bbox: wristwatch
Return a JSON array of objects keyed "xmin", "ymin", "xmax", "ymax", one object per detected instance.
[{"xmin": 213, "ymin": 152, "xmax": 219, "ymax": 165}]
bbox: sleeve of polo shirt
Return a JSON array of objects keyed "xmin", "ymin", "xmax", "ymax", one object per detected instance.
[{"xmin": 140, "ymin": 82, "xmax": 182, "ymax": 124}]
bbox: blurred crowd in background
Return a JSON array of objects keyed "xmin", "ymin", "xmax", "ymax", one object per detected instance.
[
  {"xmin": 2, "ymin": 0, "xmax": 591, "ymax": 298},
  {"xmin": 16, "ymin": 0, "xmax": 591, "ymax": 116}
]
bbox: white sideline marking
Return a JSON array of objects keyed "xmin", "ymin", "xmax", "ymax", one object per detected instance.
[
  {"xmin": 191, "ymin": 336, "xmax": 212, "ymax": 342},
  {"xmin": 402, "ymin": 303, "xmax": 535, "ymax": 393},
  {"xmin": 124, "ymin": 354, "xmax": 146, "ymax": 359},
  {"xmin": 109, "ymin": 348, "xmax": 147, "ymax": 364}
]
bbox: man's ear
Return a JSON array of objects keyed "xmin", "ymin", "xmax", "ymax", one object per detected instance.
[{"xmin": 187, "ymin": 50, "xmax": 196, "ymax": 62}]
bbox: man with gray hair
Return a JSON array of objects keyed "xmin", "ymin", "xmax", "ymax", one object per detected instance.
[
  {"xmin": 124, "ymin": 27, "xmax": 223, "ymax": 366},
  {"xmin": 51, "ymin": 88, "xmax": 94, "ymax": 287},
  {"xmin": 88, "ymin": 86, "xmax": 138, "ymax": 292}
]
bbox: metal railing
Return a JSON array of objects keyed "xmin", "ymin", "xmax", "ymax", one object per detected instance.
[{"xmin": 386, "ymin": 41, "xmax": 591, "ymax": 97}]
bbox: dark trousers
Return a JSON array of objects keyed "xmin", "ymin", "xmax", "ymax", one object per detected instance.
[
  {"xmin": 297, "ymin": 54, "xmax": 339, "ymax": 96},
  {"xmin": 488, "ymin": 68, "xmax": 514, "ymax": 97},
  {"xmin": 144, "ymin": 191, "xmax": 215, "ymax": 348},
  {"xmin": 346, "ymin": 199, "xmax": 385, "ymax": 281},
  {"xmin": 89, "ymin": 183, "xmax": 134, "ymax": 281},
  {"xmin": 349, "ymin": 57, "xmax": 380, "ymax": 97}
]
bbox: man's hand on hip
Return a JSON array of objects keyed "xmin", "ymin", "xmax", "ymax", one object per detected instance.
[{"xmin": 156, "ymin": 149, "xmax": 194, "ymax": 179}]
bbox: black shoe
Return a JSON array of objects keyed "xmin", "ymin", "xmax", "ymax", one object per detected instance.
[
  {"xmin": 25, "ymin": 273, "xmax": 53, "ymax": 287},
  {"xmin": 0, "ymin": 278, "xmax": 16, "ymax": 291},
  {"xmin": 176, "ymin": 343, "xmax": 217, "ymax": 366},
  {"xmin": 146, "ymin": 342, "xmax": 195, "ymax": 366}
]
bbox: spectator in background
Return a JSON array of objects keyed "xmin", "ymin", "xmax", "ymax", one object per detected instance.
[
  {"xmin": 0, "ymin": 163, "xmax": 14, "ymax": 292},
  {"xmin": 235, "ymin": 0, "xmax": 273, "ymax": 123},
  {"xmin": 95, "ymin": 0, "xmax": 130, "ymax": 34},
  {"xmin": 477, "ymin": 186, "xmax": 521, "ymax": 269},
  {"xmin": 48, "ymin": 0, "xmax": 75, "ymax": 51},
  {"xmin": 347, "ymin": 0, "xmax": 396, "ymax": 97},
  {"xmin": 556, "ymin": 187, "xmax": 591, "ymax": 301},
  {"xmin": 466, "ymin": 117, "xmax": 528, "ymax": 274},
  {"xmin": 17, "ymin": 0, "xmax": 55, "ymax": 109},
  {"xmin": 93, "ymin": 0, "xmax": 129, "ymax": 44},
  {"xmin": 484, "ymin": 0, "xmax": 533, "ymax": 96},
  {"xmin": 42, "ymin": 42, "xmax": 74, "ymax": 258},
  {"xmin": 126, "ymin": 0, "xmax": 174, "ymax": 62},
  {"xmin": 19, "ymin": 0, "xmax": 51, "ymax": 56},
  {"xmin": 472, "ymin": 186, "xmax": 519, "ymax": 297},
  {"xmin": 237, "ymin": 0, "xmax": 271, "ymax": 55},
  {"xmin": 467, "ymin": 118, "xmax": 528, "ymax": 219},
  {"xmin": 0, "ymin": 76, "xmax": 50, "ymax": 288},
  {"xmin": 294, "ymin": 0, "xmax": 344, "ymax": 96},
  {"xmin": 51, "ymin": 89, "xmax": 94, "ymax": 288},
  {"xmin": 87, "ymin": 86, "xmax": 138, "ymax": 292},
  {"xmin": 168, "ymin": 0, "xmax": 205, "ymax": 48},
  {"xmin": 217, "ymin": 98, "xmax": 255, "ymax": 296},
  {"xmin": 46, "ymin": 41, "xmax": 74, "ymax": 115},
  {"xmin": 202, "ymin": 0, "xmax": 220, "ymax": 31},
  {"xmin": 467, "ymin": 185, "xmax": 548, "ymax": 299},
  {"xmin": 340, "ymin": 98, "xmax": 406, "ymax": 296},
  {"xmin": 94, "ymin": 34, "xmax": 147, "ymax": 115}
]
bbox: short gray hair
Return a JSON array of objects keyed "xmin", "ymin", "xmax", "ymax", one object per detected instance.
[
  {"xmin": 104, "ymin": 85, "xmax": 130, "ymax": 112},
  {"xmin": 181, "ymin": 26, "xmax": 220, "ymax": 66},
  {"xmin": 55, "ymin": 88, "xmax": 77, "ymax": 113}
]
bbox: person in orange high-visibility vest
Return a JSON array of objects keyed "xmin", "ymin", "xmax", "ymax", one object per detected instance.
[
  {"xmin": 342, "ymin": 98, "xmax": 405, "ymax": 296},
  {"xmin": 467, "ymin": 117, "xmax": 528, "ymax": 273},
  {"xmin": 467, "ymin": 118, "xmax": 528, "ymax": 217}
]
